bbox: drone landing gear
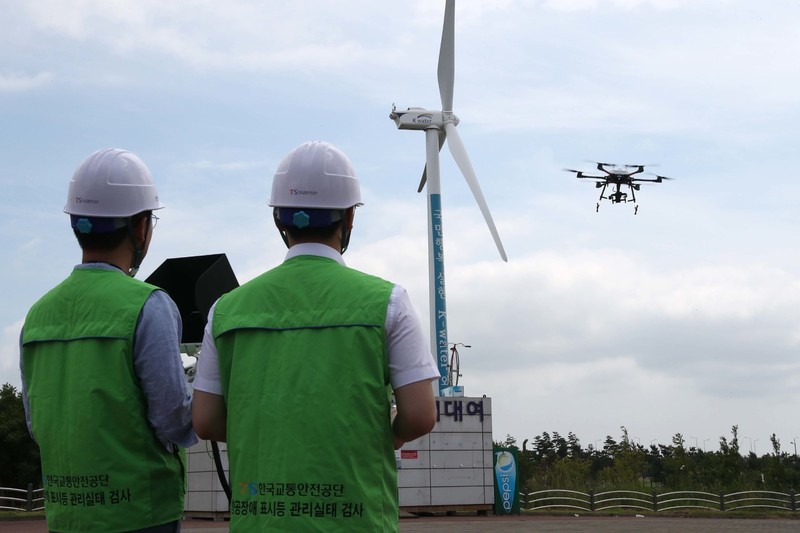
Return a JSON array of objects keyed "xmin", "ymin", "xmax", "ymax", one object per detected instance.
[
  {"xmin": 596, "ymin": 202, "xmax": 600, "ymax": 213},
  {"xmin": 634, "ymin": 205, "xmax": 639, "ymax": 215}
]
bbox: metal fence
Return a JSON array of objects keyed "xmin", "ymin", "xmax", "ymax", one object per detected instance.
[
  {"xmin": 0, "ymin": 485, "xmax": 45, "ymax": 512},
  {"xmin": 4, "ymin": 484, "xmax": 797, "ymax": 515},
  {"xmin": 523, "ymin": 489, "xmax": 798, "ymax": 513}
]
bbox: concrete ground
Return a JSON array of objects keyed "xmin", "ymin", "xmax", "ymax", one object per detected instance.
[{"xmin": 3, "ymin": 515, "xmax": 800, "ymax": 532}]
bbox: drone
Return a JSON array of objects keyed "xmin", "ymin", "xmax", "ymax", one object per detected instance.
[{"xmin": 565, "ymin": 162, "xmax": 673, "ymax": 214}]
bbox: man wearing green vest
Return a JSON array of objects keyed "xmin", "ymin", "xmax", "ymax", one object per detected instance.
[
  {"xmin": 193, "ymin": 140, "xmax": 439, "ymax": 532},
  {"xmin": 20, "ymin": 148, "xmax": 197, "ymax": 533}
]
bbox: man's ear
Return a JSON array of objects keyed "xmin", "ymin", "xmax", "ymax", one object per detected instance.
[
  {"xmin": 345, "ymin": 207, "xmax": 355, "ymax": 230},
  {"xmin": 133, "ymin": 214, "xmax": 149, "ymax": 244}
]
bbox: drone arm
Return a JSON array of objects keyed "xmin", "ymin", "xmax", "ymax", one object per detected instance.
[
  {"xmin": 564, "ymin": 168, "xmax": 605, "ymax": 180},
  {"xmin": 633, "ymin": 173, "xmax": 673, "ymax": 184}
]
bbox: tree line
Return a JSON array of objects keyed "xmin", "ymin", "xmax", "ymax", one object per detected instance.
[
  {"xmin": 0, "ymin": 383, "xmax": 41, "ymax": 489},
  {"xmin": 500, "ymin": 426, "xmax": 800, "ymax": 494},
  {"xmin": 4, "ymin": 381, "xmax": 800, "ymax": 495}
]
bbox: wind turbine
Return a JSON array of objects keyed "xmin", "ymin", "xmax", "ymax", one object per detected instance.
[{"xmin": 390, "ymin": 0, "xmax": 507, "ymax": 395}]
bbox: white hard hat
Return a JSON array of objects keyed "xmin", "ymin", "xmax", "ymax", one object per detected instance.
[
  {"xmin": 269, "ymin": 141, "xmax": 362, "ymax": 210},
  {"xmin": 64, "ymin": 148, "xmax": 163, "ymax": 218}
]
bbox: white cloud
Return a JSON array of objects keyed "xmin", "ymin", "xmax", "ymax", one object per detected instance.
[
  {"xmin": 543, "ymin": 0, "xmax": 725, "ymax": 11},
  {"xmin": 15, "ymin": 1, "xmax": 400, "ymax": 72},
  {"xmin": 174, "ymin": 159, "xmax": 273, "ymax": 173},
  {"xmin": 0, "ymin": 72, "xmax": 54, "ymax": 92}
]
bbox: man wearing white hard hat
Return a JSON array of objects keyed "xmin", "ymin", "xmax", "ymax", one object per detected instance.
[
  {"xmin": 193, "ymin": 141, "xmax": 439, "ymax": 532},
  {"xmin": 20, "ymin": 149, "xmax": 197, "ymax": 533}
]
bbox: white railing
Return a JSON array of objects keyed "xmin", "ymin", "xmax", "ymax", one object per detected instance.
[
  {"xmin": 0, "ymin": 485, "xmax": 45, "ymax": 512},
  {"xmin": 522, "ymin": 488, "xmax": 798, "ymax": 513}
]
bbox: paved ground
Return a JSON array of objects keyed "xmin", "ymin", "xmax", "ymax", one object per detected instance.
[{"xmin": 3, "ymin": 515, "xmax": 800, "ymax": 532}]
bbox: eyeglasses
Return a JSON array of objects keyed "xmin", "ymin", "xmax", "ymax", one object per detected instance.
[{"xmin": 151, "ymin": 214, "xmax": 159, "ymax": 229}]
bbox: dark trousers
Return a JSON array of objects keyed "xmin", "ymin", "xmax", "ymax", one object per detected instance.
[{"xmin": 127, "ymin": 521, "xmax": 181, "ymax": 533}]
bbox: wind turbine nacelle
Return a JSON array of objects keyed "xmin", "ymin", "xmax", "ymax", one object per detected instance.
[{"xmin": 390, "ymin": 107, "xmax": 459, "ymax": 130}]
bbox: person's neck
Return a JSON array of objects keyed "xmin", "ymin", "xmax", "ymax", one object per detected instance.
[
  {"xmin": 287, "ymin": 237, "xmax": 341, "ymax": 253},
  {"xmin": 82, "ymin": 249, "xmax": 132, "ymax": 275}
]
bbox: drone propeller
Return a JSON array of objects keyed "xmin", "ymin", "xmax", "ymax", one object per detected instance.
[
  {"xmin": 635, "ymin": 173, "xmax": 675, "ymax": 182},
  {"xmin": 589, "ymin": 161, "xmax": 622, "ymax": 175},
  {"xmin": 564, "ymin": 168, "xmax": 606, "ymax": 180},
  {"xmin": 586, "ymin": 160, "xmax": 657, "ymax": 168},
  {"xmin": 625, "ymin": 163, "xmax": 658, "ymax": 168}
]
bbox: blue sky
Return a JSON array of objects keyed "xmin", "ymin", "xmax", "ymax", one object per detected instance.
[{"xmin": 3, "ymin": 0, "xmax": 800, "ymax": 454}]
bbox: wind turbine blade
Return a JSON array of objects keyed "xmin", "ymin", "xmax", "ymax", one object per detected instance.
[
  {"xmin": 438, "ymin": 0, "xmax": 455, "ymax": 112},
  {"xmin": 444, "ymin": 123, "xmax": 507, "ymax": 262},
  {"xmin": 418, "ymin": 130, "xmax": 448, "ymax": 192},
  {"xmin": 417, "ymin": 172, "xmax": 427, "ymax": 193}
]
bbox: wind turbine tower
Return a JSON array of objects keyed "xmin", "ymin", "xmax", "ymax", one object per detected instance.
[{"xmin": 390, "ymin": 0, "xmax": 507, "ymax": 394}]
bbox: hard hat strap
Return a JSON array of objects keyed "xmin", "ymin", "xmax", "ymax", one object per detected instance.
[
  {"xmin": 273, "ymin": 211, "xmax": 291, "ymax": 249},
  {"xmin": 339, "ymin": 209, "xmax": 351, "ymax": 254},
  {"xmin": 125, "ymin": 213, "xmax": 151, "ymax": 277}
]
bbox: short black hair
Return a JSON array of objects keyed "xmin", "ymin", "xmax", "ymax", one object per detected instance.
[
  {"xmin": 283, "ymin": 220, "xmax": 341, "ymax": 243},
  {"xmin": 73, "ymin": 211, "xmax": 150, "ymax": 251}
]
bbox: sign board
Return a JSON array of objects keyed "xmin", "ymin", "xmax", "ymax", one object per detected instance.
[{"xmin": 492, "ymin": 446, "xmax": 520, "ymax": 515}]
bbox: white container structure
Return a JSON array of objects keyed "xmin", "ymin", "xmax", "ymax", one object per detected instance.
[
  {"xmin": 397, "ymin": 396, "xmax": 493, "ymax": 513},
  {"xmin": 184, "ymin": 440, "xmax": 229, "ymax": 519},
  {"xmin": 184, "ymin": 396, "xmax": 493, "ymax": 517}
]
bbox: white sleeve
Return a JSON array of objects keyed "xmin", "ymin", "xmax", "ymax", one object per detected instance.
[
  {"xmin": 386, "ymin": 285, "xmax": 441, "ymax": 389},
  {"xmin": 192, "ymin": 302, "xmax": 224, "ymax": 395}
]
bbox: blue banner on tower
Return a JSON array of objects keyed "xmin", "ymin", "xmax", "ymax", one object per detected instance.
[{"xmin": 493, "ymin": 447, "xmax": 520, "ymax": 515}]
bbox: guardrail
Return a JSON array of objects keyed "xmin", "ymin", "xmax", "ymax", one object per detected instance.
[
  {"xmin": 523, "ymin": 489, "xmax": 798, "ymax": 513},
  {"xmin": 0, "ymin": 485, "xmax": 45, "ymax": 512},
  {"xmin": 4, "ymin": 483, "xmax": 797, "ymax": 515}
]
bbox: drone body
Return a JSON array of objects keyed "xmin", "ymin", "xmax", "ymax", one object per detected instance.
[{"xmin": 565, "ymin": 162, "xmax": 673, "ymax": 214}]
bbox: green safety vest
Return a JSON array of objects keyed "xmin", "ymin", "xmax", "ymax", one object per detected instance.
[
  {"xmin": 22, "ymin": 268, "xmax": 185, "ymax": 533},
  {"xmin": 213, "ymin": 255, "xmax": 397, "ymax": 532}
]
